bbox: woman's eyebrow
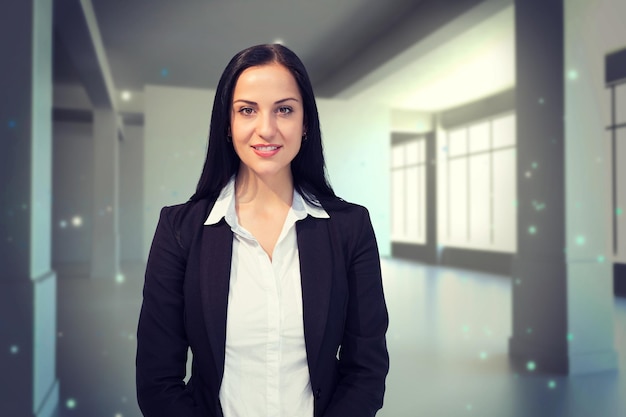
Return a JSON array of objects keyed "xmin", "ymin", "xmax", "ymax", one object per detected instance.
[
  {"xmin": 232, "ymin": 97, "xmax": 299, "ymax": 105},
  {"xmin": 275, "ymin": 97, "xmax": 299, "ymax": 104},
  {"xmin": 232, "ymin": 99, "xmax": 257, "ymax": 105}
]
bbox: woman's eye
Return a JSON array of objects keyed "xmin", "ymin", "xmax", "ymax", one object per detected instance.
[
  {"xmin": 238, "ymin": 107, "xmax": 254, "ymax": 116},
  {"xmin": 277, "ymin": 106, "xmax": 293, "ymax": 115}
]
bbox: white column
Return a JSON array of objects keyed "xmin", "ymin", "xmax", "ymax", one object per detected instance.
[
  {"xmin": 0, "ymin": 0, "xmax": 59, "ymax": 416},
  {"xmin": 91, "ymin": 109, "xmax": 120, "ymax": 279}
]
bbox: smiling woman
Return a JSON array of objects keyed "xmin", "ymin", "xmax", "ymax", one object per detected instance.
[
  {"xmin": 230, "ymin": 63, "xmax": 305, "ymax": 192},
  {"xmin": 136, "ymin": 44, "xmax": 389, "ymax": 417},
  {"xmin": 229, "ymin": 63, "xmax": 306, "ymax": 259}
]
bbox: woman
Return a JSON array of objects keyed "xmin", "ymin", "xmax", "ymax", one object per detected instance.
[{"xmin": 136, "ymin": 43, "xmax": 389, "ymax": 417}]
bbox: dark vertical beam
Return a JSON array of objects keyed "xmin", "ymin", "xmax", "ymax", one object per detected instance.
[
  {"xmin": 509, "ymin": 0, "xmax": 568, "ymax": 373},
  {"xmin": 426, "ymin": 131, "xmax": 438, "ymax": 262}
]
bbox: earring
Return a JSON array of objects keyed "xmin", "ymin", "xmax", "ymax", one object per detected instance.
[{"xmin": 302, "ymin": 133, "xmax": 308, "ymax": 141}]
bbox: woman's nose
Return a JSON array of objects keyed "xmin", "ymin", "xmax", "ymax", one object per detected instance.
[{"xmin": 256, "ymin": 112, "xmax": 277, "ymax": 139}]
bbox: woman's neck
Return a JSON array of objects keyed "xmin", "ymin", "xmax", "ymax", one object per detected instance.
[{"xmin": 234, "ymin": 168, "xmax": 294, "ymax": 209}]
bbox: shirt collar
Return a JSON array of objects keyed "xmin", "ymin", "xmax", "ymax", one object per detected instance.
[{"xmin": 204, "ymin": 177, "xmax": 329, "ymax": 226}]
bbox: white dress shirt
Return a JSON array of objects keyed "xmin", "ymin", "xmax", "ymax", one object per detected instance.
[{"xmin": 204, "ymin": 178, "xmax": 329, "ymax": 417}]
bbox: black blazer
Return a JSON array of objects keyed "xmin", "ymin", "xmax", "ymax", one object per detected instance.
[{"xmin": 136, "ymin": 197, "xmax": 389, "ymax": 417}]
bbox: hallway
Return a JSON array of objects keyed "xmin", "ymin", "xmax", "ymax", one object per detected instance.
[{"xmin": 56, "ymin": 259, "xmax": 626, "ymax": 417}]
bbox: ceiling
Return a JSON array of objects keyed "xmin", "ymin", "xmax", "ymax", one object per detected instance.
[
  {"xmin": 350, "ymin": 5, "xmax": 514, "ymax": 111},
  {"xmin": 53, "ymin": 0, "xmax": 514, "ymax": 112}
]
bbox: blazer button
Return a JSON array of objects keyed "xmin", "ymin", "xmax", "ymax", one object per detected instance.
[{"xmin": 315, "ymin": 388, "xmax": 321, "ymax": 400}]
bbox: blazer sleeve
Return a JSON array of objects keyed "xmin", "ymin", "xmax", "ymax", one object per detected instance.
[
  {"xmin": 136, "ymin": 206, "xmax": 199, "ymax": 417},
  {"xmin": 323, "ymin": 207, "xmax": 390, "ymax": 417}
]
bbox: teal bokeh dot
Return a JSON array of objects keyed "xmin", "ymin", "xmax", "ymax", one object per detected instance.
[{"xmin": 66, "ymin": 398, "xmax": 77, "ymax": 409}]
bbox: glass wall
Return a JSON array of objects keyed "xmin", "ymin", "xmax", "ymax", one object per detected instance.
[
  {"xmin": 391, "ymin": 137, "xmax": 427, "ymax": 244},
  {"xmin": 437, "ymin": 112, "xmax": 517, "ymax": 252}
]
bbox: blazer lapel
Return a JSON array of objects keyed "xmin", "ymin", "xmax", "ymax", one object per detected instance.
[
  {"xmin": 199, "ymin": 219, "xmax": 233, "ymax": 381},
  {"xmin": 297, "ymin": 216, "xmax": 334, "ymax": 379}
]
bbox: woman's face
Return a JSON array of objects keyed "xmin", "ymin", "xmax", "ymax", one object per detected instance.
[{"xmin": 230, "ymin": 63, "xmax": 305, "ymax": 182}]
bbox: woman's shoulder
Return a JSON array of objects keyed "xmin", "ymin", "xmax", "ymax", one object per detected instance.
[
  {"xmin": 161, "ymin": 198, "xmax": 213, "ymax": 225},
  {"xmin": 158, "ymin": 198, "xmax": 216, "ymax": 249},
  {"xmin": 319, "ymin": 196, "xmax": 371, "ymax": 223},
  {"xmin": 318, "ymin": 197, "xmax": 377, "ymax": 258}
]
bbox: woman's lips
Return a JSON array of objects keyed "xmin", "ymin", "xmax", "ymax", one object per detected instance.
[{"xmin": 251, "ymin": 144, "xmax": 281, "ymax": 157}]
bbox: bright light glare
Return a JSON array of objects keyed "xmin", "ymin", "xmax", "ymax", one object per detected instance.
[{"xmin": 71, "ymin": 216, "xmax": 83, "ymax": 227}]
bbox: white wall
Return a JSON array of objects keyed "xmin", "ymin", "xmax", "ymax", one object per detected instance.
[
  {"xmin": 564, "ymin": 0, "xmax": 625, "ymax": 369},
  {"xmin": 565, "ymin": 0, "xmax": 626, "ymax": 264},
  {"xmin": 318, "ymin": 98, "xmax": 391, "ymax": 256},
  {"xmin": 390, "ymin": 109, "xmax": 432, "ymax": 133},
  {"xmin": 143, "ymin": 85, "xmax": 215, "ymax": 258},
  {"xmin": 142, "ymin": 85, "xmax": 391, "ymax": 258}
]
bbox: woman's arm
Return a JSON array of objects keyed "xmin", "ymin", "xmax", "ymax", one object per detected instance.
[
  {"xmin": 324, "ymin": 207, "xmax": 390, "ymax": 417},
  {"xmin": 136, "ymin": 206, "xmax": 199, "ymax": 417}
]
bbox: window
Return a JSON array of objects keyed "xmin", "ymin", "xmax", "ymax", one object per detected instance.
[
  {"xmin": 391, "ymin": 137, "xmax": 427, "ymax": 244},
  {"xmin": 607, "ymin": 71, "xmax": 626, "ymax": 260},
  {"xmin": 437, "ymin": 113, "xmax": 517, "ymax": 252}
]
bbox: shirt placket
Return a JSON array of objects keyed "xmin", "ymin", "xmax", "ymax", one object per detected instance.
[{"xmin": 256, "ymin": 239, "xmax": 280, "ymax": 415}]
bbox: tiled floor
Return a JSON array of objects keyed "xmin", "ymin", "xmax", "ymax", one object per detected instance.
[{"xmin": 56, "ymin": 259, "xmax": 626, "ymax": 417}]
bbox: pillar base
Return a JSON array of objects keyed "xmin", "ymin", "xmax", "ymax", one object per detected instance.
[
  {"xmin": 509, "ymin": 336, "xmax": 618, "ymax": 375},
  {"xmin": 1, "ymin": 270, "xmax": 59, "ymax": 417},
  {"xmin": 509, "ymin": 335, "xmax": 569, "ymax": 374},
  {"xmin": 615, "ymin": 263, "xmax": 626, "ymax": 297},
  {"xmin": 35, "ymin": 379, "xmax": 59, "ymax": 417}
]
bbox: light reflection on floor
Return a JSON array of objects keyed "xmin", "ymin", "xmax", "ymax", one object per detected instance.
[
  {"xmin": 56, "ymin": 259, "xmax": 626, "ymax": 417},
  {"xmin": 378, "ymin": 258, "xmax": 626, "ymax": 417}
]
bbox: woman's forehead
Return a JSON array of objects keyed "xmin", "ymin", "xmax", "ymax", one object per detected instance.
[{"xmin": 233, "ymin": 64, "xmax": 300, "ymax": 101}]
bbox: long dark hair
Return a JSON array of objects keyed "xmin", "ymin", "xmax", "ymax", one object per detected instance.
[{"xmin": 190, "ymin": 44, "xmax": 336, "ymax": 206}]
